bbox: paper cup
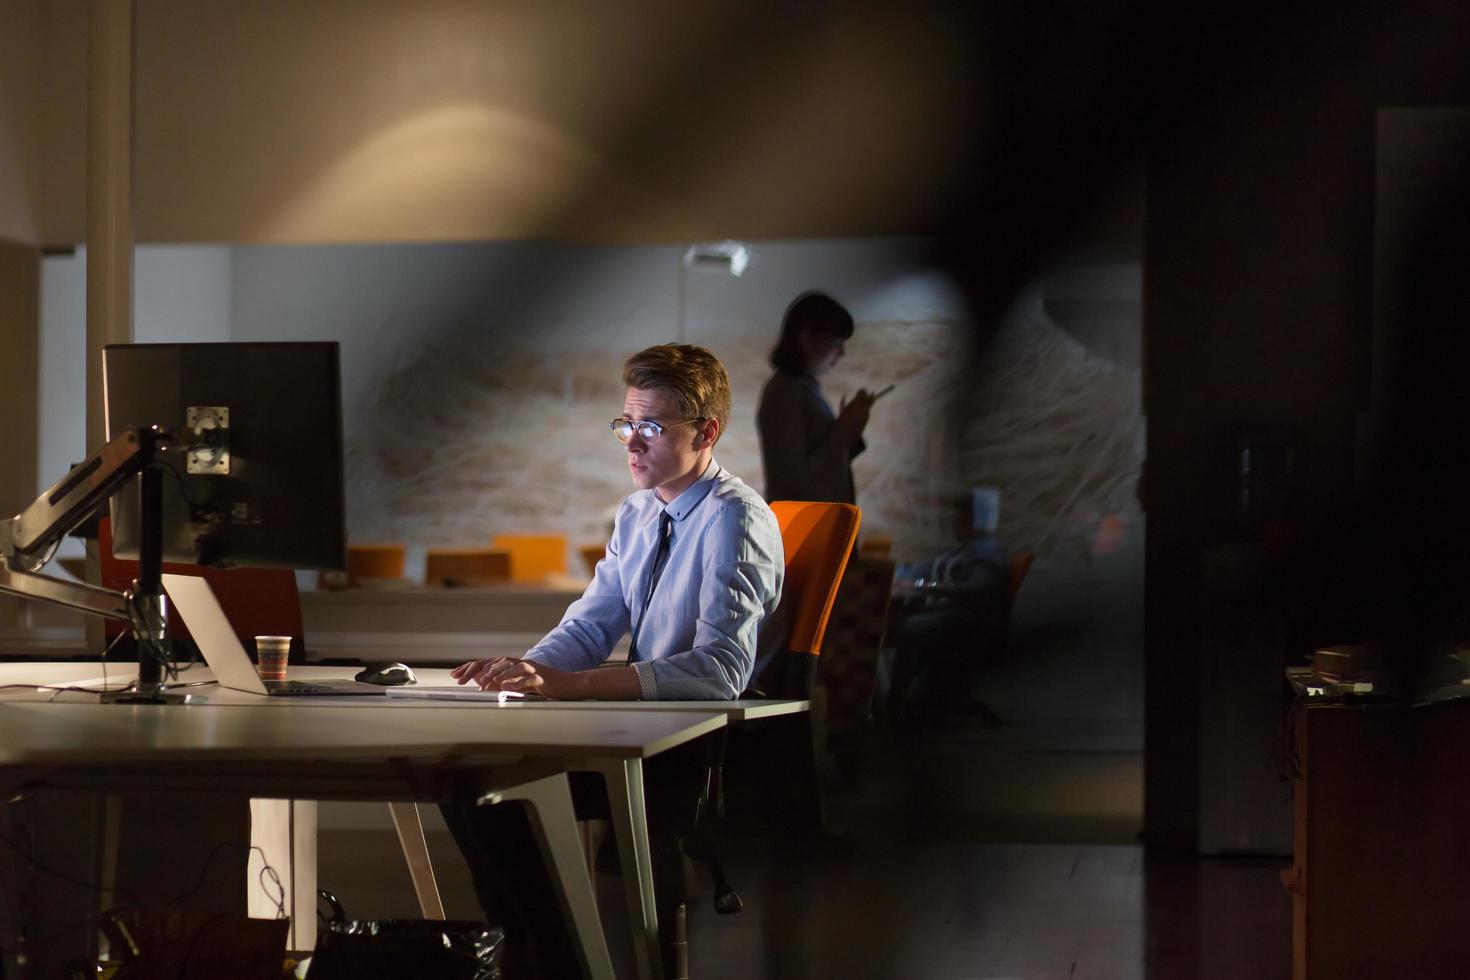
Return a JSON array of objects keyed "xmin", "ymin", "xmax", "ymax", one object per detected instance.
[{"xmin": 255, "ymin": 635, "xmax": 291, "ymax": 682}]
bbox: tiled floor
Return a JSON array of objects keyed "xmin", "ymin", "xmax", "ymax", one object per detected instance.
[
  {"xmin": 675, "ymin": 839, "xmax": 1148, "ymax": 980},
  {"xmin": 320, "ymin": 827, "xmax": 1289, "ymax": 980}
]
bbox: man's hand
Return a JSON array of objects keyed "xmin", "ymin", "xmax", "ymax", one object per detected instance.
[
  {"xmin": 449, "ymin": 657, "xmax": 507, "ymax": 687},
  {"xmin": 450, "ymin": 657, "xmax": 644, "ymax": 700},
  {"xmin": 451, "ymin": 657, "xmax": 581, "ymax": 698}
]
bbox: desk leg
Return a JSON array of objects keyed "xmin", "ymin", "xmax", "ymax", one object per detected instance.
[
  {"xmin": 593, "ymin": 758, "xmax": 663, "ymax": 980},
  {"xmin": 387, "ymin": 802, "xmax": 445, "ymax": 919},
  {"xmin": 99, "ymin": 792, "xmax": 122, "ymax": 925},
  {"xmin": 481, "ymin": 773, "xmax": 615, "ymax": 980},
  {"xmin": 249, "ymin": 799, "xmax": 317, "ymax": 953}
]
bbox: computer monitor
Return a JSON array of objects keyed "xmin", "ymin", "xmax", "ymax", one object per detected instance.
[{"xmin": 103, "ymin": 342, "xmax": 346, "ymax": 572}]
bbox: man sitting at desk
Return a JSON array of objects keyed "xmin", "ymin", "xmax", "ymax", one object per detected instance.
[{"xmin": 443, "ymin": 343, "xmax": 784, "ymax": 977}]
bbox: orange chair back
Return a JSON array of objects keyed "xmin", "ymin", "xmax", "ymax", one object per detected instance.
[
  {"xmin": 491, "ymin": 534, "xmax": 567, "ymax": 584},
  {"xmin": 99, "ymin": 517, "xmax": 305, "ymax": 660},
  {"xmin": 424, "ymin": 548, "xmax": 511, "ymax": 587},
  {"xmin": 346, "ymin": 543, "xmax": 407, "ymax": 587},
  {"xmin": 769, "ymin": 501, "xmax": 861, "ymax": 656}
]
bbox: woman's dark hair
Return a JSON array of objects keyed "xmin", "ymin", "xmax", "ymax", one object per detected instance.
[{"xmin": 769, "ymin": 291, "xmax": 854, "ymax": 376}]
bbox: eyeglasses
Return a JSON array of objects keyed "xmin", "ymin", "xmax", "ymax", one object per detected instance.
[{"xmin": 610, "ymin": 417, "xmax": 708, "ymax": 445}]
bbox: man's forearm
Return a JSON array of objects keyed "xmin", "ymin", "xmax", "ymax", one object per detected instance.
[{"xmin": 565, "ymin": 664, "xmax": 644, "ymax": 700}]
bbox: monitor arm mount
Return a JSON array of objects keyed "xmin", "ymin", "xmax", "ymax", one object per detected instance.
[{"xmin": 1, "ymin": 425, "xmax": 182, "ymax": 703}]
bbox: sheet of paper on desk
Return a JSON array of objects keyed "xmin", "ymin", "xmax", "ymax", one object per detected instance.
[{"xmin": 384, "ymin": 686, "xmax": 546, "ymax": 703}]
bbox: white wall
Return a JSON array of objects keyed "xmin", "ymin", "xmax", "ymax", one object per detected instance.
[
  {"xmin": 37, "ymin": 245, "xmax": 231, "ymax": 556},
  {"xmin": 137, "ymin": 246, "xmax": 232, "ymax": 343},
  {"xmin": 37, "ymin": 250, "xmax": 86, "ymax": 502}
]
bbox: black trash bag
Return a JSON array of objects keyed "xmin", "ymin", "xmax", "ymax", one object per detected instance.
[{"xmin": 306, "ymin": 889, "xmax": 504, "ymax": 980}]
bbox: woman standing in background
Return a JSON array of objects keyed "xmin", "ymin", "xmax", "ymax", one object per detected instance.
[{"xmin": 756, "ymin": 291, "xmax": 876, "ymax": 504}]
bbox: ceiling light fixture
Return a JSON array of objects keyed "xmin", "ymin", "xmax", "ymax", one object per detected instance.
[{"xmin": 683, "ymin": 241, "xmax": 751, "ymax": 277}]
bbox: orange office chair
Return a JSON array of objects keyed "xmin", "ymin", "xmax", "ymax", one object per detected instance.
[
  {"xmin": 490, "ymin": 533, "xmax": 567, "ymax": 584},
  {"xmin": 754, "ymin": 500, "xmax": 862, "ymax": 698},
  {"xmin": 345, "ymin": 543, "xmax": 407, "ymax": 588},
  {"xmin": 423, "ymin": 548, "xmax": 511, "ymax": 587},
  {"xmin": 687, "ymin": 501, "xmax": 860, "ymax": 917}
]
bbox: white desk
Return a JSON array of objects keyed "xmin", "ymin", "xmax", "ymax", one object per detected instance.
[
  {"xmin": 193, "ymin": 665, "xmax": 803, "ymax": 980},
  {"xmin": 0, "ymin": 663, "xmax": 728, "ymax": 980},
  {"xmin": 0, "ymin": 662, "xmax": 807, "ymax": 980}
]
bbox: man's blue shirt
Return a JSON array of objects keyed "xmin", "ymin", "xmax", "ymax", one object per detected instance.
[{"xmin": 525, "ymin": 460, "xmax": 784, "ymax": 700}]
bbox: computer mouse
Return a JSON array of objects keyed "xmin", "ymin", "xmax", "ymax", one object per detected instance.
[{"xmin": 354, "ymin": 662, "xmax": 418, "ymax": 686}]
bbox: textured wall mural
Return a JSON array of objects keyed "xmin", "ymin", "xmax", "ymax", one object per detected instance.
[
  {"xmin": 349, "ymin": 313, "xmax": 980, "ymax": 566},
  {"xmin": 348, "ymin": 304, "xmax": 1140, "ymax": 569},
  {"xmin": 958, "ymin": 309, "xmax": 1143, "ymax": 559},
  {"xmin": 226, "ymin": 239, "xmax": 1142, "ymax": 574},
  {"xmin": 354, "ymin": 336, "xmax": 639, "ymax": 557}
]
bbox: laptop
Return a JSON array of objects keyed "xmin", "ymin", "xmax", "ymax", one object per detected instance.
[{"xmin": 161, "ymin": 573, "xmax": 388, "ymax": 697}]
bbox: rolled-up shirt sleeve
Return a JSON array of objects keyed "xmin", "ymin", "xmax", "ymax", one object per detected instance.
[{"xmin": 632, "ymin": 500, "xmax": 783, "ymax": 700}]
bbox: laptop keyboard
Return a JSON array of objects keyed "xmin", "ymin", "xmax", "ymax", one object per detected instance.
[
  {"xmin": 275, "ymin": 681, "xmax": 337, "ymax": 695},
  {"xmin": 262, "ymin": 680, "xmax": 382, "ymax": 696}
]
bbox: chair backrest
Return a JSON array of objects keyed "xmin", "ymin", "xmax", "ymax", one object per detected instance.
[
  {"xmin": 491, "ymin": 534, "xmax": 567, "ymax": 584},
  {"xmin": 346, "ymin": 543, "xmax": 407, "ymax": 587},
  {"xmin": 99, "ymin": 516, "xmax": 306, "ymax": 663},
  {"xmin": 770, "ymin": 501, "xmax": 861, "ymax": 657},
  {"xmin": 819, "ymin": 555, "xmax": 895, "ymax": 739},
  {"xmin": 424, "ymin": 548, "xmax": 510, "ymax": 587}
]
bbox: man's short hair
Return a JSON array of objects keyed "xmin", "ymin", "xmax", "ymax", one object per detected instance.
[{"xmin": 623, "ymin": 344, "xmax": 731, "ymax": 443}]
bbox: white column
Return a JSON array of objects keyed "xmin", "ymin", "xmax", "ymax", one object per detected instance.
[{"xmin": 84, "ymin": 0, "xmax": 134, "ymax": 644}]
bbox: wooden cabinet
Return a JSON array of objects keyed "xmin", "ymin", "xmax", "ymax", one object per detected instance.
[{"xmin": 1291, "ymin": 704, "xmax": 1470, "ymax": 979}]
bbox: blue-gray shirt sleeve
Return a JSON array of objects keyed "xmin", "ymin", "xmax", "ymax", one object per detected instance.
[{"xmin": 523, "ymin": 506, "xmax": 632, "ymax": 671}]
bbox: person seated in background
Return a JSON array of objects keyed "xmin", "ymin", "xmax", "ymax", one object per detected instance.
[
  {"xmin": 442, "ymin": 343, "xmax": 784, "ymax": 977},
  {"xmin": 883, "ymin": 488, "xmax": 1010, "ymax": 727}
]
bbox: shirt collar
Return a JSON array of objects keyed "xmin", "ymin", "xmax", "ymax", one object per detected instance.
[{"xmin": 661, "ymin": 458, "xmax": 721, "ymax": 522}]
